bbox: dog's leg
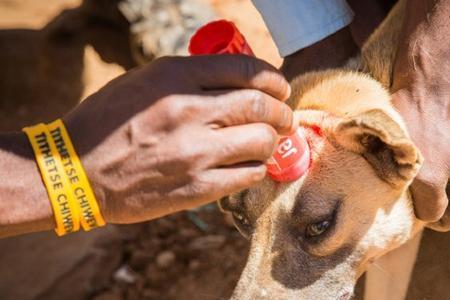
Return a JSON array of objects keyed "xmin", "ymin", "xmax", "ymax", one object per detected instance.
[{"xmin": 364, "ymin": 230, "xmax": 423, "ymax": 300}]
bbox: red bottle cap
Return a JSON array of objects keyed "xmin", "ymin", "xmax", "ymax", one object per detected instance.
[
  {"xmin": 189, "ymin": 20, "xmax": 254, "ymax": 56},
  {"xmin": 189, "ymin": 20, "xmax": 310, "ymax": 182},
  {"xmin": 266, "ymin": 129, "xmax": 311, "ymax": 182}
]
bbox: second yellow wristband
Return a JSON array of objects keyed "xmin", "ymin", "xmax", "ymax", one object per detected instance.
[{"xmin": 47, "ymin": 119, "xmax": 106, "ymax": 231}]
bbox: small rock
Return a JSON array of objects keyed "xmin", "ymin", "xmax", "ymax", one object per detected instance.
[
  {"xmin": 113, "ymin": 264, "xmax": 138, "ymax": 284},
  {"xmin": 189, "ymin": 235, "xmax": 226, "ymax": 250},
  {"xmin": 188, "ymin": 259, "xmax": 201, "ymax": 270},
  {"xmin": 155, "ymin": 250, "xmax": 176, "ymax": 268}
]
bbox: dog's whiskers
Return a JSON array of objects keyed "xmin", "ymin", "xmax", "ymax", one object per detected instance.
[
  {"xmin": 370, "ymin": 262, "xmax": 392, "ymax": 278},
  {"xmin": 369, "ymin": 262, "xmax": 407, "ymax": 294}
]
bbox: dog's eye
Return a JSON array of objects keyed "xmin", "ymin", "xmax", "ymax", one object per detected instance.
[
  {"xmin": 233, "ymin": 212, "xmax": 250, "ymax": 226},
  {"xmin": 232, "ymin": 211, "xmax": 253, "ymax": 239},
  {"xmin": 305, "ymin": 220, "xmax": 331, "ymax": 238}
]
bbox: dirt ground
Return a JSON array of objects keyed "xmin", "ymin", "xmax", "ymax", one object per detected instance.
[{"xmin": 0, "ymin": 1, "xmax": 449, "ymax": 299}]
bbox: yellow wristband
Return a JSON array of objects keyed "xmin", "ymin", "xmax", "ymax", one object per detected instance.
[
  {"xmin": 23, "ymin": 123, "xmax": 80, "ymax": 236},
  {"xmin": 47, "ymin": 119, "xmax": 106, "ymax": 231}
]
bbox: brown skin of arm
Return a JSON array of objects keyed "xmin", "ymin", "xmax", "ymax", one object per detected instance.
[
  {"xmin": 391, "ymin": 0, "xmax": 450, "ymax": 223},
  {"xmin": 0, "ymin": 133, "xmax": 54, "ymax": 237}
]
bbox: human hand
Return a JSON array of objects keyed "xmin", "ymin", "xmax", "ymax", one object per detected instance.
[
  {"xmin": 392, "ymin": 0, "xmax": 450, "ymax": 225},
  {"xmin": 63, "ymin": 55, "xmax": 293, "ymax": 224}
]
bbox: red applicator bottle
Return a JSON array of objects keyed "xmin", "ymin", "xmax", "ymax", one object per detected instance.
[
  {"xmin": 189, "ymin": 20, "xmax": 254, "ymax": 56},
  {"xmin": 189, "ymin": 20, "xmax": 310, "ymax": 182}
]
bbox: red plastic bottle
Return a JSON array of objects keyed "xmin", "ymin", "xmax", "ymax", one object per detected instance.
[
  {"xmin": 189, "ymin": 20, "xmax": 310, "ymax": 182},
  {"xmin": 189, "ymin": 20, "xmax": 254, "ymax": 56}
]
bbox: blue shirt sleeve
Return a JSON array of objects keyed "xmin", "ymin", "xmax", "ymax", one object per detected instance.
[{"xmin": 252, "ymin": 0, "xmax": 354, "ymax": 57}]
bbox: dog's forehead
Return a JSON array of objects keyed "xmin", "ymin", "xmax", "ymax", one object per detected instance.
[
  {"xmin": 245, "ymin": 142, "xmax": 372, "ymax": 219},
  {"xmin": 245, "ymin": 175, "xmax": 306, "ymax": 219},
  {"xmin": 242, "ymin": 120, "xmax": 401, "ymax": 224}
]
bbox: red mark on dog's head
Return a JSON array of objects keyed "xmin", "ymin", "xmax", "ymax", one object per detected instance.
[{"xmin": 310, "ymin": 125, "xmax": 323, "ymax": 137}]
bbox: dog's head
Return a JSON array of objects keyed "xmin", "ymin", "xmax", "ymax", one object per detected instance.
[{"xmin": 220, "ymin": 70, "xmax": 424, "ymax": 300}]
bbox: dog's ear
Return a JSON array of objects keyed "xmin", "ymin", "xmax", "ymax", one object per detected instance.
[{"xmin": 333, "ymin": 109, "xmax": 423, "ymax": 186}]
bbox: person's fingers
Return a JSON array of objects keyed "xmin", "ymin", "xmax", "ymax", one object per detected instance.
[
  {"xmin": 186, "ymin": 55, "xmax": 291, "ymax": 101},
  {"xmin": 427, "ymin": 183, "xmax": 450, "ymax": 231},
  {"xmin": 207, "ymin": 123, "xmax": 278, "ymax": 167},
  {"xmin": 175, "ymin": 163, "xmax": 267, "ymax": 210},
  {"xmin": 203, "ymin": 164, "xmax": 268, "ymax": 198},
  {"xmin": 411, "ymin": 176, "xmax": 449, "ymax": 222},
  {"xmin": 207, "ymin": 89, "xmax": 296, "ymax": 135},
  {"xmin": 436, "ymin": 183, "xmax": 450, "ymax": 229}
]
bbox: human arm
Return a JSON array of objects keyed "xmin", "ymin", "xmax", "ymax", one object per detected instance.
[
  {"xmin": 391, "ymin": 0, "xmax": 450, "ymax": 224},
  {"xmin": 0, "ymin": 133, "xmax": 54, "ymax": 237},
  {"xmin": 0, "ymin": 55, "xmax": 294, "ymax": 237}
]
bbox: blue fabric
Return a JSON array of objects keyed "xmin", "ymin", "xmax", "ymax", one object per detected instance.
[{"xmin": 252, "ymin": 0, "xmax": 354, "ymax": 56}]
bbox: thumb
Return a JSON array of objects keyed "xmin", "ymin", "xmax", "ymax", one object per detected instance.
[
  {"xmin": 411, "ymin": 176, "xmax": 449, "ymax": 222},
  {"xmin": 425, "ymin": 183, "xmax": 450, "ymax": 232}
]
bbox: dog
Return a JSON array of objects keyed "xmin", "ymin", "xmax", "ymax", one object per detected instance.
[{"xmin": 220, "ymin": 1, "xmax": 447, "ymax": 299}]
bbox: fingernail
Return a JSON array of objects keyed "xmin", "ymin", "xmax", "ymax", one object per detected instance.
[
  {"xmin": 286, "ymin": 83, "xmax": 291, "ymax": 98},
  {"xmin": 283, "ymin": 83, "xmax": 292, "ymax": 101},
  {"xmin": 292, "ymin": 112, "xmax": 300, "ymax": 131},
  {"xmin": 283, "ymin": 107, "xmax": 297, "ymax": 134},
  {"xmin": 252, "ymin": 165, "xmax": 267, "ymax": 182}
]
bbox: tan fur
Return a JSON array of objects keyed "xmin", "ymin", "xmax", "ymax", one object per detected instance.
[
  {"xmin": 364, "ymin": 231, "xmax": 423, "ymax": 300},
  {"xmin": 220, "ymin": 1, "xmax": 432, "ymax": 299}
]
